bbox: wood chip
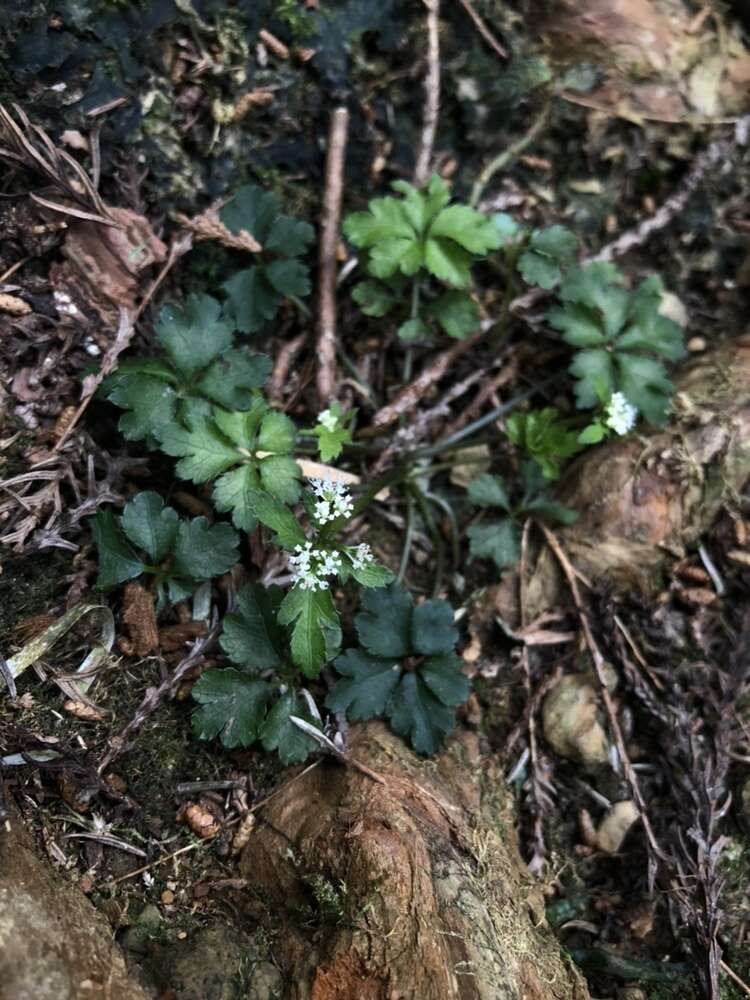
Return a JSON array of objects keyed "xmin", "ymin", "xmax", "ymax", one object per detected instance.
[
  {"xmin": 0, "ymin": 292, "xmax": 31, "ymax": 316},
  {"xmin": 179, "ymin": 801, "xmax": 221, "ymax": 840},
  {"xmin": 122, "ymin": 582, "xmax": 159, "ymax": 657}
]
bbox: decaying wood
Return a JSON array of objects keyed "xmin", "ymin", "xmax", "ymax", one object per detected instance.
[{"xmin": 239, "ymin": 721, "xmax": 589, "ymax": 1000}]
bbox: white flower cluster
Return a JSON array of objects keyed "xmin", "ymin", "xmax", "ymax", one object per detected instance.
[
  {"xmin": 310, "ymin": 478, "xmax": 354, "ymax": 524},
  {"xmin": 288, "ymin": 542, "xmax": 343, "ymax": 591},
  {"xmin": 317, "ymin": 408, "xmax": 339, "ymax": 432},
  {"xmin": 605, "ymin": 392, "xmax": 638, "ymax": 436},
  {"xmin": 348, "ymin": 543, "xmax": 374, "ymax": 570}
]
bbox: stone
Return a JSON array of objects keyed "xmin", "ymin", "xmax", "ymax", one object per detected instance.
[
  {"xmin": 542, "ymin": 674, "xmax": 610, "ymax": 765},
  {"xmin": 595, "ymin": 800, "xmax": 640, "ymax": 853},
  {"xmin": 0, "ymin": 792, "xmax": 152, "ymax": 1000}
]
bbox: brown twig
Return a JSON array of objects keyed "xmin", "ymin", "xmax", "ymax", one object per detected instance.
[
  {"xmin": 470, "ymin": 100, "xmax": 550, "ymax": 208},
  {"xmin": 268, "ymin": 331, "xmax": 308, "ymax": 406},
  {"xmin": 441, "ymin": 349, "xmax": 520, "ymax": 437},
  {"xmin": 174, "ymin": 207, "xmax": 262, "ymax": 252},
  {"xmin": 538, "ymin": 523, "xmax": 667, "ymax": 872},
  {"xmin": 453, "ymin": 0, "xmax": 507, "ymax": 59},
  {"xmin": 316, "ymin": 106, "xmax": 349, "ymax": 404},
  {"xmin": 413, "ymin": 0, "xmax": 441, "ymax": 187}
]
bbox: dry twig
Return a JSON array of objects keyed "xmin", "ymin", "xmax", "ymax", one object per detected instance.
[
  {"xmin": 316, "ymin": 106, "xmax": 349, "ymax": 403},
  {"xmin": 453, "ymin": 0, "xmax": 507, "ymax": 60},
  {"xmin": 174, "ymin": 206, "xmax": 262, "ymax": 252},
  {"xmin": 413, "ymin": 0, "xmax": 441, "ymax": 187},
  {"xmin": 268, "ymin": 332, "xmax": 308, "ymax": 406}
]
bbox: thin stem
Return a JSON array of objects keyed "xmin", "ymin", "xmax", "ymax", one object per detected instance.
[
  {"xmin": 402, "ymin": 278, "xmax": 422, "ymax": 384},
  {"xmin": 396, "ymin": 490, "xmax": 415, "ymax": 584},
  {"xmin": 411, "ymin": 485, "xmax": 445, "ymax": 596},
  {"xmin": 469, "ymin": 99, "xmax": 551, "ymax": 208},
  {"xmin": 424, "ymin": 490, "xmax": 461, "ymax": 569}
]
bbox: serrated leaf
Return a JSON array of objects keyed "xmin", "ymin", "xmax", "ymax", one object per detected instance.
[
  {"xmin": 569, "ymin": 348, "xmax": 616, "ymax": 409},
  {"xmin": 467, "ymin": 474, "xmax": 511, "ymax": 511},
  {"xmin": 172, "ymin": 517, "xmax": 239, "ymax": 581},
  {"xmin": 349, "ymin": 561, "xmax": 395, "ymax": 588},
  {"xmin": 506, "ymin": 409, "xmax": 582, "ymax": 479},
  {"xmin": 387, "ymin": 672, "xmax": 459, "ymax": 755},
  {"xmin": 369, "ymin": 237, "xmax": 423, "ymax": 279},
  {"xmin": 220, "ymin": 184, "xmax": 279, "ymax": 244},
  {"xmin": 547, "ymin": 303, "xmax": 607, "ymax": 347},
  {"xmin": 558, "ymin": 263, "xmax": 629, "ymax": 337},
  {"xmin": 429, "ymin": 290, "xmax": 479, "ymax": 339},
  {"xmin": 265, "ymin": 258, "xmax": 311, "ymax": 297},
  {"xmin": 616, "ymin": 353, "xmax": 673, "ymax": 424},
  {"xmin": 212, "ymin": 397, "xmax": 268, "ymax": 447},
  {"xmin": 156, "ymin": 414, "xmax": 239, "ymax": 484},
  {"xmin": 524, "ymin": 496, "xmax": 579, "ymax": 525},
  {"xmin": 517, "ymin": 250, "xmax": 561, "ymax": 290},
  {"xmin": 265, "ymin": 216, "xmax": 315, "ymax": 257},
  {"xmin": 352, "ymin": 280, "xmax": 397, "ymax": 317},
  {"xmin": 221, "ymin": 583, "xmax": 284, "ymax": 670},
  {"xmin": 222, "ymin": 266, "xmax": 280, "ymax": 334},
  {"xmin": 191, "ymin": 668, "xmax": 272, "ymax": 748},
  {"xmin": 197, "ymin": 350, "xmax": 272, "ymax": 410},
  {"xmin": 343, "ymin": 198, "xmax": 414, "ymax": 247},
  {"xmin": 260, "ymin": 690, "xmax": 318, "ymax": 764},
  {"xmin": 212, "ymin": 465, "xmax": 260, "ymax": 532},
  {"xmin": 258, "ymin": 410, "xmax": 296, "ymax": 454},
  {"xmin": 467, "ymin": 519, "xmax": 520, "ymax": 569},
  {"xmin": 421, "ymin": 653, "xmax": 471, "ymax": 706},
  {"xmin": 105, "ymin": 372, "xmax": 177, "ymax": 442},
  {"xmin": 314, "ymin": 424, "xmax": 351, "ymax": 462},
  {"xmin": 529, "ymin": 225, "xmax": 577, "ymax": 261},
  {"xmin": 424, "ymin": 237, "xmax": 473, "ymax": 287},
  {"xmin": 155, "ymin": 294, "xmax": 233, "ymax": 377},
  {"xmin": 92, "ymin": 509, "xmax": 147, "ymax": 589},
  {"xmin": 243, "ymin": 489, "xmax": 306, "ymax": 549},
  {"xmin": 429, "ymin": 204, "xmax": 502, "ymax": 255},
  {"xmin": 120, "ymin": 491, "xmax": 179, "ymax": 563},
  {"xmin": 326, "ymin": 649, "xmax": 401, "ymax": 719},
  {"xmin": 355, "ymin": 584, "xmax": 413, "ymax": 658},
  {"xmin": 411, "ymin": 600, "xmax": 458, "ymax": 655},
  {"xmin": 259, "ymin": 455, "xmax": 302, "ymax": 504},
  {"xmin": 278, "ymin": 586, "xmax": 340, "ymax": 676}
]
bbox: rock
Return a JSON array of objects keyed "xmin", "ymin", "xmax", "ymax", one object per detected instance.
[
  {"xmin": 542, "ymin": 675, "xmax": 610, "ymax": 765},
  {"xmin": 595, "ymin": 800, "xmax": 640, "ymax": 854},
  {"xmin": 0, "ymin": 791, "xmax": 152, "ymax": 1000},
  {"xmin": 149, "ymin": 926, "xmax": 282, "ymax": 1000}
]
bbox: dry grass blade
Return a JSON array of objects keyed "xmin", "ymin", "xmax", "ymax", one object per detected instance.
[{"xmin": 0, "ymin": 102, "xmax": 116, "ymax": 227}]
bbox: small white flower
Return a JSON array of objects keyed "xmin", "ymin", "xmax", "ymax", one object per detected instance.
[
  {"xmin": 142, "ymin": 872, "xmax": 155, "ymax": 888},
  {"xmin": 309, "ymin": 478, "xmax": 354, "ymax": 524},
  {"xmin": 318, "ymin": 408, "xmax": 339, "ymax": 432},
  {"xmin": 348, "ymin": 543, "xmax": 374, "ymax": 570},
  {"xmin": 605, "ymin": 392, "xmax": 638, "ymax": 436},
  {"xmin": 288, "ymin": 542, "xmax": 342, "ymax": 591}
]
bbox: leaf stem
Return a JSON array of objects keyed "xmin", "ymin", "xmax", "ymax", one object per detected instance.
[{"xmin": 396, "ymin": 490, "xmax": 415, "ymax": 585}]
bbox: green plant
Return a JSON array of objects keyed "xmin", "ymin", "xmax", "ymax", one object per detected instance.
[
  {"xmin": 506, "ymin": 407, "xmax": 582, "ymax": 479},
  {"xmin": 466, "ymin": 463, "xmax": 578, "ymax": 570},
  {"xmin": 220, "ymin": 184, "xmax": 314, "ymax": 333},
  {"xmin": 91, "ymin": 491, "xmax": 239, "ymax": 608},
  {"xmin": 548, "ymin": 262, "xmax": 685, "ymax": 424},
  {"xmin": 305, "ymin": 403, "xmax": 356, "ymax": 462},
  {"xmin": 492, "ymin": 214, "xmax": 577, "ymax": 290},
  {"xmin": 103, "ymin": 293, "xmax": 271, "ymax": 445},
  {"xmin": 326, "ymin": 584, "xmax": 470, "ymax": 754},
  {"xmin": 344, "ymin": 174, "xmax": 501, "ymax": 343}
]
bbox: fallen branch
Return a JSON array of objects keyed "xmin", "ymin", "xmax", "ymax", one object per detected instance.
[
  {"xmin": 413, "ymin": 0, "xmax": 441, "ymax": 187},
  {"xmin": 269, "ymin": 331, "xmax": 308, "ymax": 406},
  {"xmin": 316, "ymin": 106, "xmax": 349, "ymax": 403}
]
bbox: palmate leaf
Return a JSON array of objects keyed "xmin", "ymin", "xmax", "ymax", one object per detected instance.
[
  {"xmin": 428, "ymin": 290, "xmax": 479, "ymax": 340},
  {"xmin": 105, "ymin": 372, "xmax": 177, "ymax": 441},
  {"xmin": 517, "ymin": 225, "xmax": 577, "ymax": 290},
  {"xmin": 196, "ymin": 351, "xmax": 272, "ymax": 410},
  {"xmin": 355, "ymin": 585, "xmax": 413, "ymax": 658},
  {"xmin": 156, "ymin": 413, "xmax": 240, "ymax": 483},
  {"xmin": 278, "ymin": 586, "xmax": 341, "ymax": 677},
  {"xmin": 171, "ymin": 518, "xmax": 240, "ymax": 580},
  {"xmin": 222, "ymin": 267, "xmax": 280, "ymax": 335},
  {"xmin": 388, "ymin": 667, "xmax": 466, "ymax": 756},
  {"xmin": 220, "ymin": 184, "xmax": 314, "ymax": 257},
  {"xmin": 120, "ymin": 491, "xmax": 178, "ymax": 563},
  {"xmin": 467, "ymin": 474, "xmax": 512, "ymax": 511},
  {"xmin": 92, "ymin": 509, "xmax": 147, "ymax": 590},
  {"xmin": 325, "ymin": 649, "xmax": 401, "ymax": 719},
  {"xmin": 191, "ymin": 669, "xmax": 273, "ymax": 749},
  {"xmin": 260, "ymin": 690, "xmax": 318, "ymax": 764},
  {"xmin": 352, "ymin": 280, "xmax": 397, "ymax": 318},
  {"xmin": 155, "ymin": 293, "xmax": 234, "ymax": 377},
  {"xmin": 506, "ymin": 408, "xmax": 582, "ymax": 480},
  {"xmin": 467, "ymin": 519, "xmax": 520, "ymax": 570},
  {"xmin": 220, "ymin": 583, "xmax": 284, "ymax": 670}
]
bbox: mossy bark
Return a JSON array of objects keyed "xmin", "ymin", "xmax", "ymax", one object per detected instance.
[{"xmin": 239, "ymin": 722, "xmax": 589, "ymax": 1000}]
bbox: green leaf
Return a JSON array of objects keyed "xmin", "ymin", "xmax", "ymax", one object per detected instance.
[
  {"xmin": 92, "ymin": 509, "xmax": 147, "ymax": 589},
  {"xmin": 429, "ymin": 204, "xmax": 503, "ymax": 255},
  {"xmin": 429, "ymin": 290, "xmax": 480, "ymax": 339},
  {"xmin": 467, "ymin": 474, "xmax": 511, "ymax": 511},
  {"xmin": 506, "ymin": 408, "xmax": 582, "ymax": 480},
  {"xmin": 467, "ymin": 519, "xmax": 520, "ymax": 570},
  {"xmin": 558, "ymin": 263, "xmax": 629, "ymax": 338},
  {"xmin": 212, "ymin": 397, "xmax": 268, "ymax": 447},
  {"xmin": 397, "ymin": 318, "xmax": 430, "ymax": 342},
  {"xmin": 278, "ymin": 586, "xmax": 341, "ymax": 676},
  {"xmin": 197, "ymin": 351, "xmax": 272, "ymax": 410},
  {"xmin": 212, "ymin": 465, "xmax": 260, "ymax": 532},
  {"xmin": 172, "ymin": 517, "xmax": 239, "ymax": 581},
  {"xmin": 156, "ymin": 413, "xmax": 240, "ymax": 484},
  {"xmin": 120, "ymin": 491, "xmax": 179, "ymax": 563},
  {"xmin": 578, "ymin": 422, "xmax": 606, "ymax": 444},
  {"xmin": 258, "ymin": 410, "xmax": 296, "ymax": 454},
  {"xmin": 387, "ymin": 671, "xmax": 459, "ymax": 755},
  {"xmin": 569, "ymin": 348, "xmax": 616, "ymax": 409},
  {"xmin": 547, "ymin": 303, "xmax": 607, "ymax": 347},
  {"xmin": 343, "ymin": 197, "xmax": 414, "ymax": 247},
  {"xmin": 265, "ymin": 258, "xmax": 311, "ymax": 297},
  {"xmin": 411, "ymin": 600, "xmax": 458, "ymax": 655},
  {"xmin": 518, "ymin": 225, "xmax": 577, "ymax": 290},
  {"xmin": 221, "ymin": 184, "xmax": 280, "ymax": 244},
  {"xmin": 243, "ymin": 489, "xmax": 306, "ymax": 549},
  {"xmin": 260, "ymin": 690, "xmax": 318, "ymax": 764},
  {"xmin": 423, "ymin": 237, "xmax": 473, "ymax": 287},
  {"xmin": 421, "ymin": 653, "xmax": 471, "ymax": 706},
  {"xmin": 259, "ymin": 455, "xmax": 302, "ymax": 504},
  {"xmin": 616, "ymin": 353, "xmax": 673, "ymax": 424},
  {"xmin": 222, "ymin": 267, "xmax": 280, "ymax": 335},
  {"xmin": 355, "ymin": 584, "xmax": 413, "ymax": 658},
  {"xmin": 191, "ymin": 668, "xmax": 272, "ymax": 748},
  {"xmin": 264, "ymin": 216, "xmax": 315, "ymax": 257},
  {"xmin": 349, "ymin": 561, "xmax": 395, "ymax": 589},
  {"xmin": 326, "ymin": 649, "xmax": 401, "ymax": 719},
  {"xmin": 491, "ymin": 212, "xmax": 523, "ymax": 245},
  {"xmin": 352, "ymin": 280, "xmax": 397, "ymax": 318},
  {"xmin": 155, "ymin": 294, "xmax": 233, "ymax": 377},
  {"xmin": 221, "ymin": 583, "xmax": 284, "ymax": 670},
  {"xmin": 105, "ymin": 372, "xmax": 177, "ymax": 442},
  {"xmin": 369, "ymin": 237, "xmax": 423, "ymax": 279},
  {"xmin": 314, "ymin": 424, "xmax": 351, "ymax": 462},
  {"xmin": 524, "ymin": 497, "xmax": 579, "ymax": 525}
]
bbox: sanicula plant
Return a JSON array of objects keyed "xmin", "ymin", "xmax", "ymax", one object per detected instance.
[{"xmin": 90, "ymin": 178, "xmax": 687, "ymax": 764}]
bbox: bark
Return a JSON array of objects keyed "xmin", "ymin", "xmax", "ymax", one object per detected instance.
[{"xmin": 239, "ymin": 722, "xmax": 589, "ymax": 1000}]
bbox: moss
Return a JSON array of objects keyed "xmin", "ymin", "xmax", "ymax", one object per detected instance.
[{"xmin": 0, "ymin": 551, "xmax": 70, "ymax": 636}]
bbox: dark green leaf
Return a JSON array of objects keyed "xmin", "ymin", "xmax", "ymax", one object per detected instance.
[
  {"xmin": 467, "ymin": 519, "xmax": 520, "ymax": 569},
  {"xmin": 221, "ymin": 583, "xmax": 284, "ymax": 670},
  {"xmin": 411, "ymin": 600, "xmax": 457, "ymax": 655},
  {"xmin": 222, "ymin": 267, "xmax": 280, "ymax": 334},
  {"xmin": 156, "ymin": 413, "xmax": 239, "ymax": 484},
  {"xmin": 278, "ymin": 586, "xmax": 341, "ymax": 676},
  {"xmin": 467, "ymin": 474, "xmax": 511, "ymax": 511},
  {"xmin": 259, "ymin": 456, "xmax": 302, "ymax": 504},
  {"xmin": 243, "ymin": 489, "xmax": 306, "ymax": 549},
  {"xmin": 326, "ymin": 649, "xmax": 401, "ymax": 719},
  {"xmin": 352, "ymin": 280, "xmax": 397, "ymax": 318},
  {"xmin": 616, "ymin": 353, "xmax": 673, "ymax": 425},
  {"xmin": 92, "ymin": 509, "xmax": 147, "ymax": 590},
  {"xmin": 191, "ymin": 669, "xmax": 272, "ymax": 748},
  {"xmin": 429, "ymin": 290, "xmax": 479, "ymax": 339},
  {"xmin": 421, "ymin": 653, "xmax": 471, "ymax": 706},
  {"xmin": 264, "ymin": 258, "xmax": 311, "ymax": 297},
  {"xmin": 120, "ymin": 491, "xmax": 178, "ymax": 563},
  {"xmin": 258, "ymin": 410, "xmax": 297, "ymax": 454},
  {"xmin": 197, "ymin": 351, "xmax": 272, "ymax": 410},
  {"xmin": 524, "ymin": 496, "xmax": 579, "ymax": 525},
  {"xmin": 397, "ymin": 318, "xmax": 430, "ymax": 342},
  {"xmin": 220, "ymin": 184, "xmax": 279, "ymax": 244},
  {"xmin": 355, "ymin": 584, "xmax": 413, "ymax": 658},
  {"xmin": 105, "ymin": 372, "xmax": 177, "ymax": 442},
  {"xmin": 265, "ymin": 216, "xmax": 315, "ymax": 257},
  {"xmin": 172, "ymin": 517, "xmax": 239, "ymax": 581},
  {"xmin": 260, "ymin": 690, "xmax": 318, "ymax": 764},
  {"xmin": 569, "ymin": 348, "xmax": 615, "ymax": 409},
  {"xmin": 387, "ymin": 672, "xmax": 459, "ymax": 755},
  {"xmin": 212, "ymin": 465, "xmax": 260, "ymax": 532},
  {"xmin": 155, "ymin": 294, "xmax": 233, "ymax": 376}
]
